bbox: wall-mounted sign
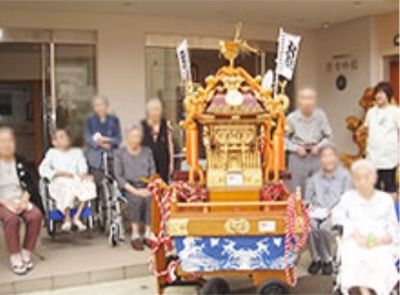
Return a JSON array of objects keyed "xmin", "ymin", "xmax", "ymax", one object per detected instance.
[{"xmin": 336, "ymin": 75, "xmax": 347, "ymax": 91}]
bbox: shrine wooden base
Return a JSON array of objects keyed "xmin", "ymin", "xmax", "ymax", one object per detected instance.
[{"xmin": 151, "ymin": 195, "xmax": 303, "ymax": 295}]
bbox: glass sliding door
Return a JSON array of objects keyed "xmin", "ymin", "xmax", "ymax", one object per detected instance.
[
  {"xmin": 54, "ymin": 44, "xmax": 97, "ymax": 145},
  {"xmin": 0, "ymin": 27, "xmax": 97, "ymax": 156}
]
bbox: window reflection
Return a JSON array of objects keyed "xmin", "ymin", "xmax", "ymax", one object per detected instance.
[{"xmin": 55, "ymin": 44, "xmax": 96, "ymax": 145}]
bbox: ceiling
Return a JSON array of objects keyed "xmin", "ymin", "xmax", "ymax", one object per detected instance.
[{"xmin": 0, "ymin": 0, "xmax": 398, "ymax": 29}]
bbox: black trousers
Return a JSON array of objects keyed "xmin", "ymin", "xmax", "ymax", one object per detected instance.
[{"xmin": 376, "ymin": 168, "xmax": 398, "ymax": 193}]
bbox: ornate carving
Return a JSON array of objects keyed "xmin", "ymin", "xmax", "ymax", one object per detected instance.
[
  {"xmin": 181, "ymin": 25, "xmax": 290, "ymax": 186},
  {"xmin": 224, "ymin": 218, "xmax": 251, "ymax": 234},
  {"xmin": 340, "ymin": 87, "xmax": 375, "ymax": 168},
  {"xmin": 167, "ymin": 218, "xmax": 189, "ymax": 236}
]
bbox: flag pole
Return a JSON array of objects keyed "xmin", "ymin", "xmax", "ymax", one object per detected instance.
[
  {"xmin": 274, "ymin": 27, "xmax": 283, "ymax": 99},
  {"xmin": 273, "ymin": 72, "xmax": 279, "ymax": 98}
]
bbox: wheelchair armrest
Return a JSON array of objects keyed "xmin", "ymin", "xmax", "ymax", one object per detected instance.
[
  {"xmin": 40, "ymin": 178, "xmax": 57, "ymax": 202},
  {"xmin": 331, "ymin": 224, "xmax": 344, "ymax": 237}
]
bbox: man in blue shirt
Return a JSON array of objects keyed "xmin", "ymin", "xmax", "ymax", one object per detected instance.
[
  {"xmin": 84, "ymin": 95, "xmax": 122, "ymax": 183},
  {"xmin": 304, "ymin": 144, "xmax": 352, "ymax": 276}
]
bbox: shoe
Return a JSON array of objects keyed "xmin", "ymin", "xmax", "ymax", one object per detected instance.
[
  {"xmin": 143, "ymin": 237, "xmax": 157, "ymax": 249},
  {"xmin": 322, "ymin": 261, "xmax": 333, "ymax": 275},
  {"xmin": 308, "ymin": 261, "xmax": 322, "ymax": 275},
  {"xmin": 73, "ymin": 219, "xmax": 87, "ymax": 232},
  {"xmin": 23, "ymin": 258, "xmax": 34, "ymax": 271},
  {"xmin": 11, "ymin": 262, "xmax": 27, "ymax": 276},
  {"xmin": 130, "ymin": 238, "xmax": 144, "ymax": 251},
  {"xmin": 61, "ymin": 221, "xmax": 72, "ymax": 232}
]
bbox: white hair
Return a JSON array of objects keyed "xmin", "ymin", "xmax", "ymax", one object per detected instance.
[
  {"xmin": 126, "ymin": 124, "xmax": 143, "ymax": 135},
  {"xmin": 146, "ymin": 97, "xmax": 163, "ymax": 112},
  {"xmin": 91, "ymin": 95, "xmax": 109, "ymax": 106},
  {"xmin": 351, "ymin": 159, "xmax": 377, "ymax": 177},
  {"xmin": 0, "ymin": 126, "xmax": 15, "ymax": 137}
]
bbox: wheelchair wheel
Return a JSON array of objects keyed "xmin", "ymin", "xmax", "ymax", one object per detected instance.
[
  {"xmin": 256, "ymin": 280, "xmax": 289, "ymax": 295},
  {"xmin": 46, "ymin": 217, "xmax": 56, "ymax": 238},
  {"xmin": 108, "ymin": 223, "xmax": 119, "ymax": 247},
  {"xmin": 97, "ymin": 181, "xmax": 112, "ymax": 232}
]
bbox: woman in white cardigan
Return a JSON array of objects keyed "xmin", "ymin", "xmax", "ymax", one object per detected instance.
[
  {"xmin": 332, "ymin": 159, "xmax": 398, "ymax": 295},
  {"xmin": 39, "ymin": 129, "xmax": 96, "ymax": 232}
]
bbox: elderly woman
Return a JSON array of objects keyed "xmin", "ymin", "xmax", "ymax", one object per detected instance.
[
  {"xmin": 84, "ymin": 95, "xmax": 122, "ymax": 182},
  {"xmin": 114, "ymin": 126, "xmax": 155, "ymax": 251},
  {"xmin": 141, "ymin": 98, "xmax": 174, "ymax": 182},
  {"xmin": 0, "ymin": 127, "xmax": 43, "ymax": 275},
  {"xmin": 332, "ymin": 159, "xmax": 398, "ymax": 295}
]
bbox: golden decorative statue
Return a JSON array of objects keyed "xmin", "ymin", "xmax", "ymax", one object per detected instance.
[
  {"xmin": 181, "ymin": 25, "xmax": 290, "ymax": 200},
  {"xmin": 340, "ymin": 87, "xmax": 375, "ymax": 168}
]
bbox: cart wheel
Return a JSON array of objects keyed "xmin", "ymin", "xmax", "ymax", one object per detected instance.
[
  {"xmin": 200, "ymin": 277, "xmax": 230, "ymax": 295},
  {"xmin": 256, "ymin": 280, "xmax": 289, "ymax": 295}
]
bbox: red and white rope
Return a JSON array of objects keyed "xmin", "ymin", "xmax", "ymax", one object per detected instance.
[
  {"xmin": 148, "ymin": 179, "xmax": 207, "ymax": 283},
  {"xmin": 284, "ymin": 194, "xmax": 310, "ymax": 286}
]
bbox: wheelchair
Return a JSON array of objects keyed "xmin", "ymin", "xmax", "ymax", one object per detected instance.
[
  {"xmin": 95, "ymin": 152, "xmax": 126, "ymax": 247},
  {"xmin": 39, "ymin": 178, "xmax": 94, "ymax": 238},
  {"xmin": 331, "ymin": 224, "xmax": 400, "ymax": 295}
]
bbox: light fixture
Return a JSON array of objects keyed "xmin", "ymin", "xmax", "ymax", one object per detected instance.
[
  {"xmin": 226, "ymin": 89, "xmax": 244, "ymax": 106},
  {"xmin": 322, "ymin": 22, "xmax": 331, "ymax": 29},
  {"xmin": 0, "ymin": 28, "xmax": 3, "ymax": 41}
]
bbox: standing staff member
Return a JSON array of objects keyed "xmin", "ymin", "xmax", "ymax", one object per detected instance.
[
  {"xmin": 141, "ymin": 98, "xmax": 174, "ymax": 183},
  {"xmin": 363, "ymin": 81, "xmax": 400, "ymax": 197},
  {"xmin": 286, "ymin": 87, "xmax": 333, "ymax": 193}
]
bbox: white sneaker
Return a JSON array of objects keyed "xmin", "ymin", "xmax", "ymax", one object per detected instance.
[
  {"xmin": 73, "ymin": 219, "xmax": 87, "ymax": 232},
  {"xmin": 61, "ymin": 221, "xmax": 72, "ymax": 232}
]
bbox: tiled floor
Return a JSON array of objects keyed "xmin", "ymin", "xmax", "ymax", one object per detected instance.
[
  {"xmin": 1, "ymin": 229, "xmax": 325, "ymax": 295},
  {"xmin": 0, "ymin": 232, "xmax": 150, "ymax": 294},
  {"xmin": 21, "ymin": 274, "xmax": 333, "ymax": 295}
]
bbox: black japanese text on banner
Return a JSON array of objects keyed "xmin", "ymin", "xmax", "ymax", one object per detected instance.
[
  {"xmin": 176, "ymin": 39, "xmax": 192, "ymax": 83},
  {"xmin": 276, "ymin": 28, "xmax": 301, "ymax": 81}
]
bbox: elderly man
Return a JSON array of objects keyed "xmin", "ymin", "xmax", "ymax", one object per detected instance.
[
  {"xmin": 286, "ymin": 87, "xmax": 332, "ymax": 193},
  {"xmin": 305, "ymin": 144, "xmax": 352, "ymax": 275},
  {"xmin": 332, "ymin": 160, "xmax": 398, "ymax": 295},
  {"xmin": 84, "ymin": 95, "xmax": 122, "ymax": 183}
]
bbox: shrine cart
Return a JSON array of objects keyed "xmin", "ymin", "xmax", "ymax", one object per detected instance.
[{"xmin": 149, "ymin": 25, "xmax": 309, "ymax": 295}]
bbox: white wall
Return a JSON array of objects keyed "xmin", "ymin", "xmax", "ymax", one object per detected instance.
[
  {"xmin": 0, "ymin": 8, "xmax": 396, "ymax": 156},
  {"xmin": 316, "ymin": 17, "xmax": 373, "ymax": 155},
  {"xmin": 370, "ymin": 12, "xmax": 399, "ymax": 83},
  {"xmin": 0, "ymin": 8, "xmax": 318, "ymax": 133},
  {"xmin": 316, "ymin": 13, "xmax": 399, "ymax": 154}
]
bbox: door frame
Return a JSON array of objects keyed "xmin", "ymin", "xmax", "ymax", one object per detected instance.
[{"xmin": 0, "ymin": 27, "xmax": 97, "ymax": 154}]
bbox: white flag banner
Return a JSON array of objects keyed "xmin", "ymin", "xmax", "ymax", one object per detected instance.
[
  {"xmin": 176, "ymin": 39, "xmax": 192, "ymax": 82},
  {"xmin": 276, "ymin": 28, "xmax": 301, "ymax": 80}
]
